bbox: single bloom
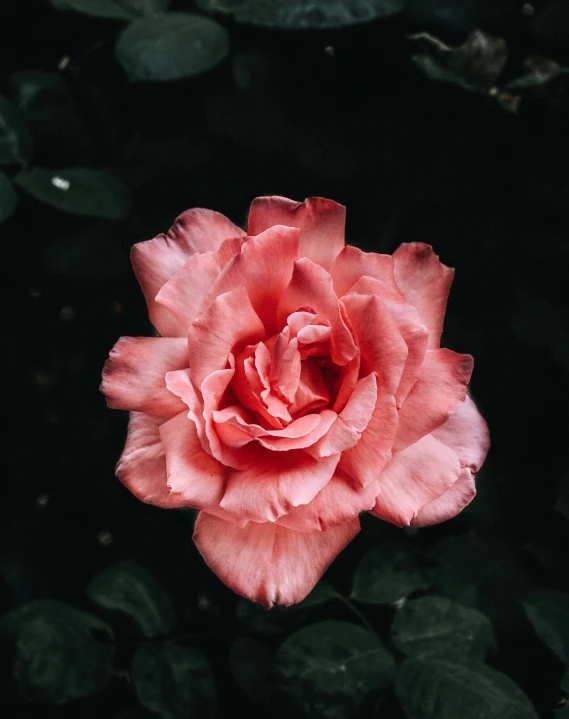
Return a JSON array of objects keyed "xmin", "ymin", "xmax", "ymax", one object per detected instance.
[{"xmin": 101, "ymin": 196, "xmax": 490, "ymax": 608}]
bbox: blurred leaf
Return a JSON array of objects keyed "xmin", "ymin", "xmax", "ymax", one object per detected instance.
[
  {"xmin": 557, "ymin": 668, "xmax": 569, "ymax": 718},
  {"xmin": 296, "ymin": 581, "xmax": 339, "ymax": 609},
  {"xmin": 351, "ymin": 541, "xmax": 429, "ymax": 605},
  {"xmin": 274, "ymin": 620, "xmax": 394, "ymax": 719},
  {"xmin": 229, "ymin": 637, "xmax": 272, "ymax": 705},
  {"xmin": 0, "ymin": 172, "xmax": 17, "ymax": 224},
  {"xmin": 15, "ymin": 168, "xmax": 130, "ymax": 219},
  {"xmin": 131, "ymin": 644, "xmax": 216, "ymax": 719},
  {"xmin": 0, "ymin": 96, "xmax": 33, "ymax": 166},
  {"xmin": 405, "ymin": 0, "xmax": 475, "ymax": 33},
  {"xmin": 411, "ymin": 30, "xmax": 508, "ymax": 91},
  {"xmin": 523, "ymin": 589, "xmax": 569, "ymax": 663},
  {"xmin": 0, "ymin": 599, "xmax": 114, "ymax": 704},
  {"xmin": 506, "ymin": 56, "xmax": 569, "ymax": 94},
  {"xmin": 116, "ymin": 13, "xmax": 230, "ymax": 83},
  {"xmin": 197, "ymin": 0, "xmax": 404, "ymax": 29},
  {"xmin": 430, "ymin": 534, "xmax": 531, "ymax": 631},
  {"xmin": 391, "ymin": 596, "xmax": 496, "ymax": 660},
  {"xmin": 395, "ymin": 652, "xmax": 538, "ymax": 719},
  {"xmin": 555, "ymin": 473, "xmax": 569, "ymax": 521},
  {"xmin": 86, "ymin": 560, "xmax": 176, "ymax": 638},
  {"xmin": 49, "ymin": 0, "xmax": 170, "ymax": 19},
  {"xmin": 10, "ymin": 71, "xmax": 66, "ymax": 112}
]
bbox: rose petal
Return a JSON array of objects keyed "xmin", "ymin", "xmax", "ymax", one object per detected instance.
[
  {"xmin": 219, "ymin": 449, "xmax": 340, "ymax": 523},
  {"xmin": 289, "ymin": 359, "xmax": 330, "ymax": 416},
  {"xmin": 306, "ymin": 373, "xmax": 378, "ymax": 459},
  {"xmin": 394, "ymin": 349, "xmax": 474, "ymax": 452},
  {"xmin": 203, "ymin": 225, "xmax": 300, "ymax": 332},
  {"xmin": 342, "ymin": 293, "xmax": 408, "ymax": 395},
  {"xmin": 193, "ymin": 511, "xmax": 359, "ymax": 607},
  {"xmin": 159, "ymin": 412, "xmax": 227, "ymax": 511},
  {"xmin": 338, "ymin": 394, "xmax": 398, "ymax": 487},
  {"xmin": 116, "ymin": 412, "xmax": 178, "ymax": 508},
  {"xmin": 131, "ymin": 208, "xmax": 245, "ymax": 336},
  {"xmin": 371, "ymin": 434, "xmax": 461, "ymax": 527},
  {"xmin": 393, "ymin": 242, "xmax": 454, "ymax": 349},
  {"xmin": 411, "ymin": 468, "xmax": 476, "ymax": 527},
  {"xmin": 431, "ymin": 394, "xmax": 490, "ymax": 472},
  {"xmin": 278, "ymin": 470, "xmax": 380, "ymax": 532},
  {"xmin": 278, "ymin": 258, "xmax": 358, "ymax": 366},
  {"xmin": 154, "ymin": 236, "xmax": 248, "ymax": 332},
  {"xmin": 188, "ymin": 288, "xmax": 266, "ymax": 390},
  {"xmin": 101, "ymin": 337, "xmax": 188, "ymax": 416},
  {"xmin": 330, "ymin": 245, "xmax": 400, "ymax": 298},
  {"xmin": 247, "ymin": 196, "xmax": 346, "ymax": 270}
]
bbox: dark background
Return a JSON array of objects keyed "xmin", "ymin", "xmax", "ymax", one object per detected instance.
[{"xmin": 2, "ymin": 1, "xmax": 569, "ymax": 718}]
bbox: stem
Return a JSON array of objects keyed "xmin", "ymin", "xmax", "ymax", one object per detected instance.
[{"xmin": 334, "ymin": 592, "xmax": 377, "ymax": 635}]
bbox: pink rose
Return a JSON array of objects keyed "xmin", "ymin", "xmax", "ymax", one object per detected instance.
[{"xmin": 101, "ymin": 196, "xmax": 489, "ymax": 608}]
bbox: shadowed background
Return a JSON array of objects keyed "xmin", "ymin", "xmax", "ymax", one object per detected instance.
[{"xmin": 2, "ymin": 1, "xmax": 569, "ymax": 718}]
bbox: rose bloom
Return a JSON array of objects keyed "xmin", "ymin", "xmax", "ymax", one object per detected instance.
[{"xmin": 101, "ymin": 196, "xmax": 489, "ymax": 608}]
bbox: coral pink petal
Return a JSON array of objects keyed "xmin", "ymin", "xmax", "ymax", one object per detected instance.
[
  {"xmin": 220, "ymin": 449, "xmax": 340, "ymax": 523},
  {"xmin": 432, "ymin": 395, "xmax": 490, "ymax": 472},
  {"xmin": 393, "ymin": 242, "xmax": 454, "ymax": 349},
  {"xmin": 154, "ymin": 236, "xmax": 248, "ymax": 331},
  {"xmin": 394, "ymin": 349, "xmax": 474, "ymax": 452},
  {"xmin": 342, "ymin": 293, "xmax": 408, "ymax": 395},
  {"xmin": 306, "ymin": 373, "xmax": 378, "ymax": 459},
  {"xmin": 116, "ymin": 412, "xmax": 180, "ymax": 509},
  {"xmin": 270, "ymin": 336, "xmax": 301, "ymax": 403},
  {"xmin": 131, "ymin": 209, "xmax": 245, "ymax": 336},
  {"xmin": 193, "ymin": 511, "xmax": 359, "ymax": 607},
  {"xmin": 338, "ymin": 394, "xmax": 398, "ymax": 487},
  {"xmin": 278, "ymin": 471, "xmax": 380, "ymax": 532},
  {"xmin": 188, "ymin": 288, "xmax": 266, "ymax": 389},
  {"xmin": 247, "ymin": 196, "xmax": 346, "ymax": 271},
  {"xmin": 232, "ymin": 348, "xmax": 285, "ymax": 429},
  {"xmin": 330, "ymin": 353, "xmax": 360, "ymax": 413},
  {"xmin": 203, "ymin": 225, "xmax": 300, "ymax": 332},
  {"xmin": 278, "ymin": 258, "xmax": 357, "ymax": 366},
  {"xmin": 159, "ymin": 412, "xmax": 226, "ymax": 510},
  {"xmin": 411, "ymin": 468, "xmax": 477, "ymax": 527},
  {"xmin": 101, "ymin": 337, "xmax": 188, "ymax": 416},
  {"xmin": 330, "ymin": 245, "xmax": 400, "ymax": 298},
  {"xmin": 289, "ymin": 360, "xmax": 330, "ymax": 416},
  {"xmin": 372, "ymin": 434, "xmax": 461, "ymax": 527}
]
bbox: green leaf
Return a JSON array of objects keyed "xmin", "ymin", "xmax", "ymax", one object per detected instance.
[
  {"xmin": 116, "ymin": 13, "xmax": 230, "ymax": 83},
  {"xmin": 0, "ymin": 599, "xmax": 114, "ymax": 704},
  {"xmin": 0, "ymin": 172, "xmax": 17, "ymax": 224},
  {"xmin": 391, "ymin": 596, "xmax": 496, "ymax": 660},
  {"xmin": 274, "ymin": 620, "xmax": 394, "ymax": 719},
  {"xmin": 229, "ymin": 637, "xmax": 272, "ymax": 705},
  {"xmin": 395, "ymin": 652, "xmax": 538, "ymax": 719},
  {"xmin": 0, "ymin": 96, "xmax": 33, "ymax": 166},
  {"xmin": 197, "ymin": 0, "xmax": 404, "ymax": 29},
  {"xmin": 523, "ymin": 589, "xmax": 569, "ymax": 663},
  {"xmin": 131, "ymin": 644, "xmax": 216, "ymax": 719},
  {"xmin": 351, "ymin": 541, "xmax": 429, "ymax": 605},
  {"xmin": 50, "ymin": 0, "xmax": 170, "ymax": 19},
  {"xmin": 15, "ymin": 168, "xmax": 130, "ymax": 219},
  {"xmin": 556, "ymin": 668, "xmax": 569, "ymax": 718},
  {"xmin": 86, "ymin": 560, "xmax": 176, "ymax": 638}
]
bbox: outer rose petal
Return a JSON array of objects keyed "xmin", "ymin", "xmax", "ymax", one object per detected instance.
[
  {"xmin": 116, "ymin": 412, "xmax": 180, "ymax": 508},
  {"xmin": 247, "ymin": 196, "xmax": 346, "ymax": 270},
  {"xmin": 431, "ymin": 394, "xmax": 490, "ymax": 472},
  {"xmin": 330, "ymin": 245, "xmax": 400, "ymax": 297},
  {"xmin": 154, "ymin": 236, "xmax": 247, "ymax": 331},
  {"xmin": 372, "ymin": 434, "xmax": 461, "ymax": 527},
  {"xmin": 101, "ymin": 337, "xmax": 189, "ymax": 416},
  {"xmin": 203, "ymin": 225, "xmax": 300, "ymax": 332},
  {"xmin": 394, "ymin": 349, "xmax": 474, "ymax": 452},
  {"xmin": 393, "ymin": 242, "xmax": 454, "ymax": 349},
  {"xmin": 277, "ymin": 471, "xmax": 380, "ymax": 532},
  {"xmin": 219, "ymin": 450, "xmax": 340, "ymax": 523},
  {"xmin": 131, "ymin": 209, "xmax": 245, "ymax": 336},
  {"xmin": 411, "ymin": 468, "xmax": 476, "ymax": 527},
  {"xmin": 159, "ymin": 412, "xmax": 226, "ymax": 511},
  {"xmin": 193, "ymin": 511, "xmax": 360, "ymax": 607},
  {"xmin": 187, "ymin": 288, "xmax": 266, "ymax": 390}
]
